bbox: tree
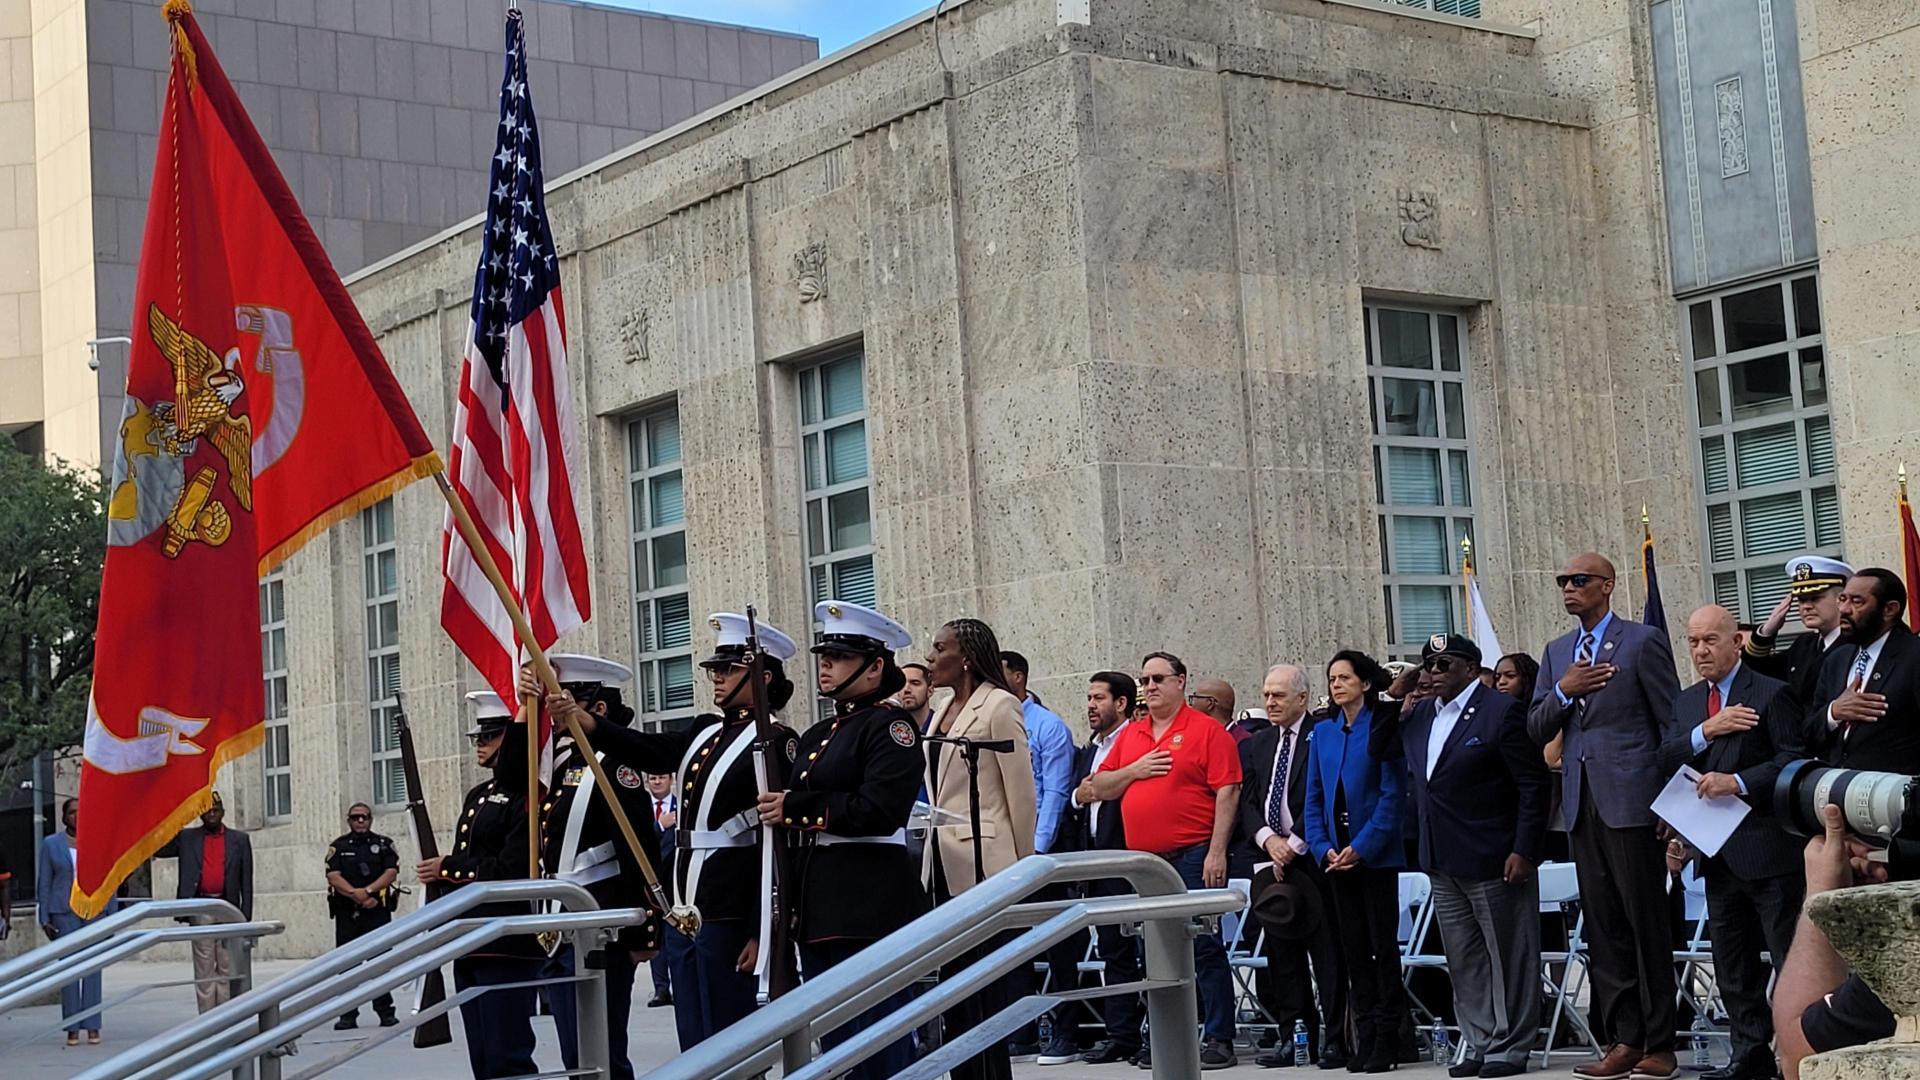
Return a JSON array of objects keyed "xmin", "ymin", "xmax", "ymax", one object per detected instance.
[{"xmin": 0, "ymin": 440, "xmax": 105, "ymax": 784}]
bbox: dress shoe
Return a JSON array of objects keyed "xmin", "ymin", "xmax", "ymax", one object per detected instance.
[
  {"xmin": 646, "ymin": 993, "xmax": 672, "ymax": 1008},
  {"xmin": 333, "ymin": 1017, "xmax": 357, "ymax": 1031},
  {"xmin": 1629, "ymin": 1052, "xmax": 1678, "ymax": 1080},
  {"xmin": 1202, "ymin": 1037, "xmax": 1239, "ymax": 1070},
  {"xmin": 1081, "ymin": 1040, "xmax": 1135, "ymax": 1064},
  {"xmin": 1479, "ymin": 1063, "xmax": 1526, "ymax": 1078},
  {"xmin": 1450, "ymin": 1060, "xmax": 1487, "ymax": 1078},
  {"xmin": 1133, "ymin": 1044, "xmax": 1151, "ymax": 1069},
  {"xmin": 1364, "ymin": 1040, "xmax": 1399, "ymax": 1073},
  {"xmin": 1318, "ymin": 1046, "xmax": 1351, "ymax": 1070},
  {"xmin": 1257, "ymin": 1048, "xmax": 1299, "ymax": 1068},
  {"xmin": 1259, "ymin": 1030, "xmax": 1280, "ymax": 1049},
  {"xmin": 1574, "ymin": 1045, "xmax": 1643, "ymax": 1080},
  {"xmin": 377, "ymin": 1014, "xmax": 399, "ymax": 1028}
]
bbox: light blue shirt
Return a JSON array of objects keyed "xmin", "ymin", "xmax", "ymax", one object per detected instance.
[
  {"xmin": 1690, "ymin": 661, "xmax": 1747, "ymax": 794},
  {"xmin": 1554, "ymin": 610, "xmax": 1617, "ymax": 706},
  {"xmin": 1022, "ymin": 696, "xmax": 1076, "ymax": 854}
]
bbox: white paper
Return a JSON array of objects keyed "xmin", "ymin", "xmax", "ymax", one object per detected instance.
[{"xmin": 1652, "ymin": 765, "xmax": 1751, "ymax": 857}]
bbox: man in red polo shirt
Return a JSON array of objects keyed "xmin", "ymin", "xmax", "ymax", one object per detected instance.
[{"xmin": 1080, "ymin": 650, "xmax": 1243, "ymax": 1069}]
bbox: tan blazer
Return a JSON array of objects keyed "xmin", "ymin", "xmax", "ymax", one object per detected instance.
[{"xmin": 924, "ymin": 683, "xmax": 1036, "ymax": 897}]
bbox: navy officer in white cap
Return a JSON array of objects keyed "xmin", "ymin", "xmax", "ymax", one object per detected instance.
[
  {"xmin": 416, "ymin": 691, "xmax": 542, "ymax": 1079},
  {"xmin": 520, "ymin": 654, "xmax": 661, "ymax": 1080},
  {"xmin": 756, "ymin": 600, "xmax": 928, "ymax": 1080},
  {"xmin": 1745, "ymin": 554, "xmax": 1854, "ymax": 705},
  {"xmin": 553, "ymin": 614, "xmax": 801, "ymax": 1050}
]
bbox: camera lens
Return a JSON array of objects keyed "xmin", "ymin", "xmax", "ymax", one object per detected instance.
[{"xmin": 1774, "ymin": 759, "xmax": 1917, "ymax": 841}]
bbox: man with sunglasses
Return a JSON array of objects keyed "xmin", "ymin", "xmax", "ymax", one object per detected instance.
[
  {"xmin": 1528, "ymin": 553, "xmax": 1682, "ymax": 1080},
  {"xmin": 325, "ymin": 801, "xmax": 400, "ymax": 1029},
  {"xmin": 1404, "ymin": 635, "xmax": 1550, "ymax": 1078}
]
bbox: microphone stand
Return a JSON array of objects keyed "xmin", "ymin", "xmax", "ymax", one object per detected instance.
[{"xmin": 924, "ymin": 734, "xmax": 1016, "ymax": 886}]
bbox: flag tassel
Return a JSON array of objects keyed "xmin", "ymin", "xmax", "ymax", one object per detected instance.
[{"xmin": 432, "ymin": 469, "xmax": 691, "ymax": 932}]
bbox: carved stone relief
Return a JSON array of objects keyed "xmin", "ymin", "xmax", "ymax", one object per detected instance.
[
  {"xmin": 1714, "ymin": 76, "xmax": 1749, "ymax": 179},
  {"xmin": 619, "ymin": 307, "xmax": 650, "ymax": 363},
  {"xmin": 793, "ymin": 242, "xmax": 828, "ymax": 303},
  {"xmin": 1398, "ymin": 188, "xmax": 1440, "ymax": 250}
]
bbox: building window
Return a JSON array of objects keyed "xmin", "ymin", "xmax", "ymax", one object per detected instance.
[
  {"xmin": 1392, "ymin": 0, "xmax": 1482, "ymax": 17},
  {"xmin": 1367, "ymin": 305, "xmax": 1477, "ymax": 660},
  {"xmin": 800, "ymin": 351, "xmax": 875, "ymax": 612},
  {"xmin": 626, "ymin": 407, "xmax": 693, "ymax": 729},
  {"xmin": 1686, "ymin": 271, "xmax": 1839, "ymax": 622},
  {"xmin": 260, "ymin": 571, "xmax": 291, "ymax": 821},
  {"xmin": 362, "ymin": 498, "xmax": 405, "ymax": 807}
]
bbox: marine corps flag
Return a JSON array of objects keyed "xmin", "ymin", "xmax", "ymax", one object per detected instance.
[{"xmin": 73, "ymin": 1, "xmax": 440, "ymax": 917}]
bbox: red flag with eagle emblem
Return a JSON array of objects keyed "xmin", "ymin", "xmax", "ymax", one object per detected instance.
[{"xmin": 73, "ymin": 2, "xmax": 441, "ymax": 916}]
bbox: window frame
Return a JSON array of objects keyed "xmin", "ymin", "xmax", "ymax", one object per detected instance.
[
  {"xmin": 260, "ymin": 570, "xmax": 292, "ymax": 822},
  {"xmin": 361, "ymin": 499, "xmax": 406, "ymax": 809},
  {"xmin": 625, "ymin": 405, "xmax": 694, "ymax": 732},
  {"xmin": 1682, "ymin": 270, "xmax": 1840, "ymax": 622},
  {"xmin": 1366, "ymin": 303, "xmax": 1478, "ymax": 662},
  {"xmin": 798, "ymin": 350, "xmax": 876, "ymax": 612}
]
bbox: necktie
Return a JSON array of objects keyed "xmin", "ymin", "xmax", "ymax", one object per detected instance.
[
  {"xmin": 1707, "ymin": 683, "xmax": 1722, "ymax": 718},
  {"xmin": 655, "ymin": 799, "xmax": 665, "ymax": 825},
  {"xmin": 1267, "ymin": 728, "xmax": 1294, "ymax": 834},
  {"xmin": 1852, "ymin": 649, "xmax": 1872, "ymax": 687},
  {"xmin": 1576, "ymin": 633, "xmax": 1595, "ymax": 665}
]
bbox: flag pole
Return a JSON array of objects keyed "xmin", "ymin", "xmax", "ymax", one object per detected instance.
[
  {"xmin": 1460, "ymin": 535, "xmax": 1474, "ymax": 628},
  {"xmin": 432, "ymin": 469, "xmax": 694, "ymax": 933}
]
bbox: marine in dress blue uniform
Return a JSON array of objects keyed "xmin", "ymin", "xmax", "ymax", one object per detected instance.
[
  {"xmin": 534, "ymin": 654, "xmax": 664, "ymax": 1080},
  {"xmin": 760, "ymin": 602, "xmax": 930, "ymax": 1080},
  {"xmin": 583, "ymin": 613, "xmax": 802, "ymax": 1049},
  {"xmin": 430, "ymin": 691, "xmax": 543, "ymax": 1080}
]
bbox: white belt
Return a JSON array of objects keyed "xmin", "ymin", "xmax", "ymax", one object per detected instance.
[
  {"xmin": 687, "ymin": 828, "xmax": 756, "ymax": 850},
  {"xmin": 814, "ymin": 828, "xmax": 907, "ymax": 847},
  {"xmin": 559, "ymin": 841, "xmax": 619, "ymax": 886}
]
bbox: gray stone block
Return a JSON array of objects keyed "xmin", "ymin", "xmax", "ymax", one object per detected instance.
[
  {"xmin": 572, "ymin": 7, "xmax": 610, "ymax": 69},
  {"xmin": 378, "ymin": 160, "xmax": 414, "ymax": 220},
  {"xmin": 529, "ymin": 63, "xmax": 560, "ymax": 119},
  {"xmin": 279, "ymin": 86, "xmax": 323, "ymax": 154},
  {"xmin": 235, "ymin": 82, "xmax": 279, "ymax": 143},
  {"xmin": 639, "ymin": 16, "xmax": 675, "ymax": 75},
  {"xmin": 118, "ymin": 197, "xmax": 147, "ymax": 264},
  {"xmin": 341, "ymin": 157, "xmax": 379, "ymax": 219},
  {"xmin": 449, "ymin": 48, "xmax": 492, "ymax": 110},
  {"xmin": 321, "ymin": 217, "xmax": 364, "ymax": 271},
  {"xmin": 317, "ymin": 93, "xmax": 359, "ymax": 156},
  {"xmin": 395, "ymin": 101, "xmax": 437, "ymax": 165},
  {"xmin": 392, "ymin": 0, "xmax": 430, "ymax": 42},
  {"xmin": 627, "ymin": 71, "xmax": 662, "ymax": 132},
  {"xmin": 428, "ymin": 0, "xmax": 465, "ymax": 45},
  {"xmin": 740, "ymin": 31, "xmax": 773, "ymax": 87},
  {"xmin": 691, "ymin": 80, "xmax": 726, "ymax": 113},
  {"xmin": 412, "ymin": 42, "xmax": 453, "ymax": 107},
  {"xmin": 275, "ymin": 0, "xmax": 317, "ymax": 28},
  {"xmin": 296, "ymin": 27, "xmax": 338, "ymax": 93},
  {"xmin": 302, "ymin": 152, "xmax": 343, "ymax": 216},
  {"xmin": 606, "ymin": 12, "xmax": 643, "ymax": 69},
  {"xmin": 661, "ymin": 76, "xmax": 693, "ymax": 123},
  {"xmin": 592, "ymin": 67, "xmax": 629, "ymax": 128},
  {"xmin": 257, "ymin": 21, "xmax": 300, "ymax": 88},
  {"xmin": 673, "ymin": 21, "xmax": 709, "ymax": 80},
  {"xmin": 434, "ymin": 105, "xmax": 470, "ymax": 167},
  {"xmin": 316, "ymin": 0, "xmax": 355, "ymax": 32},
  {"xmin": 132, "ymin": 9, "xmax": 170, "ymax": 70},
  {"xmin": 111, "ymin": 66, "xmax": 158, "ymax": 137},
  {"xmin": 353, "ymin": 0, "xmax": 394, "ymax": 39},
  {"xmin": 540, "ymin": 117, "xmax": 580, "ymax": 173},
  {"xmin": 771, "ymin": 35, "xmax": 816, "ymax": 75},
  {"xmin": 557, "ymin": 63, "xmax": 593, "ymax": 124},
  {"xmin": 528, "ymin": 4, "xmax": 574, "ymax": 63},
  {"xmin": 209, "ymin": 15, "xmax": 260, "ymax": 84},
  {"xmin": 374, "ymin": 37, "xmax": 414, "ymax": 100},
  {"xmin": 87, "ymin": 0, "xmax": 134, "ymax": 67},
  {"xmin": 91, "ymin": 130, "xmax": 139, "ymax": 199},
  {"xmin": 359, "ymin": 97, "xmax": 398, "ymax": 161},
  {"xmin": 578, "ymin": 123, "xmax": 612, "ymax": 163},
  {"xmin": 87, "ymin": 63, "xmax": 114, "ymax": 130},
  {"xmin": 336, "ymin": 34, "xmax": 375, "ymax": 96},
  {"xmin": 707, "ymin": 28, "xmax": 742, "ymax": 85},
  {"xmin": 467, "ymin": 0, "xmax": 503, "ymax": 52}
]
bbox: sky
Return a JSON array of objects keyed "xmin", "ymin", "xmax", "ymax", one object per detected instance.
[{"xmin": 595, "ymin": 1, "xmax": 935, "ymax": 55}]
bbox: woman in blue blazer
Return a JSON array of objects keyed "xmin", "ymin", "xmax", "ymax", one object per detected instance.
[{"xmin": 1305, "ymin": 650, "xmax": 1408, "ymax": 1074}]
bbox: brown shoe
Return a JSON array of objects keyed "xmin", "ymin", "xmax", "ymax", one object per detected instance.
[
  {"xmin": 1573, "ymin": 1046, "xmax": 1642, "ymax": 1080},
  {"xmin": 1629, "ymin": 1053, "xmax": 1678, "ymax": 1080}
]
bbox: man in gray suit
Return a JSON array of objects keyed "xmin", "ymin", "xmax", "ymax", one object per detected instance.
[
  {"xmin": 1529, "ymin": 553, "xmax": 1682, "ymax": 1080},
  {"xmin": 156, "ymin": 792, "xmax": 253, "ymax": 1013}
]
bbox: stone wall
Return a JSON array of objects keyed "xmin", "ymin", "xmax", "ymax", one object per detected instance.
[{"xmin": 0, "ymin": 3, "xmax": 40, "ymax": 435}]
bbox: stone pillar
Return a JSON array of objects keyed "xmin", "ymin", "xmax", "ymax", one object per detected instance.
[{"xmin": 1799, "ymin": 880, "xmax": 1920, "ymax": 1080}]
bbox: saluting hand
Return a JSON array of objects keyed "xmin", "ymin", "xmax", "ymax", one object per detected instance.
[
  {"xmin": 1761, "ymin": 592, "xmax": 1793, "ymax": 638},
  {"xmin": 1831, "ymin": 676, "xmax": 1888, "ymax": 725},
  {"xmin": 1702, "ymin": 704, "xmax": 1759, "ymax": 740},
  {"xmin": 757, "ymin": 790, "xmax": 787, "ymax": 826},
  {"xmin": 1557, "ymin": 660, "xmax": 1615, "ymax": 699}
]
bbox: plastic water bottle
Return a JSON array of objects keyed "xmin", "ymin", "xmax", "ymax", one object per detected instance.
[
  {"xmin": 1690, "ymin": 1015, "xmax": 1712, "ymax": 1068},
  {"xmin": 1293, "ymin": 1020, "xmax": 1311, "ymax": 1066},
  {"xmin": 1433, "ymin": 1025, "xmax": 1453, "ymax": 1065},
  {"xmin": 1037, "ymin": 1013, "xmax": 1054, "ymax": 1049}
]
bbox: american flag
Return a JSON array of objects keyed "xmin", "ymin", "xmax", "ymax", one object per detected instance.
[{"xmin": 441, "ymin": 11, "xmax": 589, "ymax": 782}]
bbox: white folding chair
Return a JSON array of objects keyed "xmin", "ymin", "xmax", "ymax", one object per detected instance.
[
  {"xmin": 1534, "ymin": 861, "xmax": 1604, "ymax": 1067},
  {"xmin": 1222, "ymin": 877, "xmax": 1281, "ymax": 1037},
  {"xmin": 1673, "ymin": 865, "xmax": 1728, "ymax": 1056},
  {"xmin": 1397, "ymin": 871, "xmax": 1452, "ymax": 1054}
]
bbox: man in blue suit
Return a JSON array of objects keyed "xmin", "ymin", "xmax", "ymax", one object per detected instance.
[
  {"xmin": 1405, "ymin": 635, "xmax": 1550, "ymax": 1078},
  {"xmin": 1529, "ymin": 553, "xmax": 1682, "ymax": 1080}
]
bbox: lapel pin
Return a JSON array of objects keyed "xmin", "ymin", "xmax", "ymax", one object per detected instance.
[{"xmin": 1603, "ymin": 641, "xmax": 1616, "ymax": 651}]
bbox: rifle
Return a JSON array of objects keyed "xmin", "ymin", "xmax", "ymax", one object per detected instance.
[
  {"xmin": 394, "ymin": 694, "xmax": 454, "ymax": 1048},
  {"xmin": 745, "ymin": 606, "xmax": 799, "ymax": 1001}
]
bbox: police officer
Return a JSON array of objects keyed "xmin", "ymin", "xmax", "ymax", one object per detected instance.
[
  {"xmin": 559, "ymin": 613, "xmax": 802, "ymax": 1049},
  {"xmin": 524, "ymin": 654, "xmax": 663, "ymax": 1080},
  {"xmin": 755, "ymin": 601, "xmax": 929, "ymax": 1079},
  {"xmin": 414, "ymin": 691, "xmax": 541, "ymax": 1080},
  {"xmin": 1745, "ymin": 554, "xmax": 1854, "ymax": 705},
  {"xmin": 325, "ymin": 801, "xmax": 400, "ymax": 1029}
]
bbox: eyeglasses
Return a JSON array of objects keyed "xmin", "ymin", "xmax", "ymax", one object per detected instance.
[
  {"xmin": 347, "ymin": 813, "xmax": 371, "ymax": 822},
  {"xmin": 1141, "ymin": 673, "xmax": 1179, "ymax": 685},
  {"xmin": 1421, "ymin": 656, "xmax": 1459, "ymax": 673},
  {"xmin": 1555, "ymin": 573, "xmax": 1612, "ymax": 589},
  {"xmin": 1186, "ymin": 692, "xmax": 1218, "ymax": 707}
]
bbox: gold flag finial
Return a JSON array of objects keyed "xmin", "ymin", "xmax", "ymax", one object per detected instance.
[
  {"xmin": 1901, "ymin": 462, "xmax": 1910, "ymax": 501},
  {"xmin": 161, "ymin": 0, "xmax": 198, "ymax": 86},
  {"xmin": 1641, "ymin": 504, "xmax": 1652, "ymax": 541}
]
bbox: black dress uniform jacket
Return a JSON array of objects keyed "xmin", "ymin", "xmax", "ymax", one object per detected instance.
[
  {"xmin": 1744, "ymin": 629, "xmax": 1835, "ymax": 715},
  {"xmin": 1657, "ymin": 665, "xmax": 1805, "ymax": 881},
  {"xmin": 325, "ymin": 831, "xmax": 399, "ymax": 917},
  {"xmin": 590, "ymin": 708, "xmax": 798, "ymax": 923},
  {"xmin": 440, "ymin": 776, "xmax": 543, "ymax": 958},
  {"xmin": 781, "ymin": 696, "xmax": 929, "ymax": 943},
  {"xmin": 1807, "ymin": 625, "xmax": 1920, "ymax": 774},
  {"xmin": 542, "ymin": 739, "xmax": 664, "ymax": 952}
]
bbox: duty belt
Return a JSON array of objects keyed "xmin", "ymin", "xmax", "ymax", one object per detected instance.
[
  {"xmin": 687, "ymin": 810, "xmax": 760, "ymax": 850},
  {"xmin": 558, "ymin": 840, "xmax": 619, "ymax": 886},
  {"xmin": 814, "ymin": 828, "xmax": 908, "ymax": 847}
]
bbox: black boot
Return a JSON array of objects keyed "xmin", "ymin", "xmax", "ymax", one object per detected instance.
[
  {"xmin": 1364, "ymin": 1032, "xmax": 1398, "ymax": 1074},
  {"xmin": 1347, "ymin": 1026, "xmax": 1373, "ymax": 1074}
]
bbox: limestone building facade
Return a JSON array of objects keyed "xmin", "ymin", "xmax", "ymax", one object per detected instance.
[{"xmin": 161, "ymin": 0, "xmax": 1920, "ymax": 956}]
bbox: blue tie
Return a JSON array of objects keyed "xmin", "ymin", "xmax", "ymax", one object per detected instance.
[{"xmin": 1267, "ymin": 728, "xmax": 1295, "ymax": 834}]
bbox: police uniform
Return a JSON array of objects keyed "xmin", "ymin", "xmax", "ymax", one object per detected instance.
[
  {"xmin": 1744, "ymin": 555, "xmax": 1853, "ymax": 706},
  {"xmin": 439, "ymin": 691, "xmax": 542, "ymax": 1080},
  {"xmin": 537, "ymin": 654, "xmax": 662, "ymax": 1080},
  {"xmin": 584, "ymin": 615, "xmax": 802, "ymax": 1049},
  {"xmin": 781, "ymin": 602, "xmax": 928, "ymax": 1080},
  {"xmin": 325, "ymin": 823, "xmax": 400, "ymax": 1026}
]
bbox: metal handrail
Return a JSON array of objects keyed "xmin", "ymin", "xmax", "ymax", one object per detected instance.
[
  {"xmin": 0, "ymin": 897, "xmax": 249, "ymax": 988},
  {"xmin": 0, "ymin": 919, "xmax": 283, "ymax": 1014},
  {"xmin": 643, "ymin": 850, "xmax": 1244, "ymax": 1080},
  {"xmin": 80, "ymin": 879, "xmax": 611, "ymax": 1080}
]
